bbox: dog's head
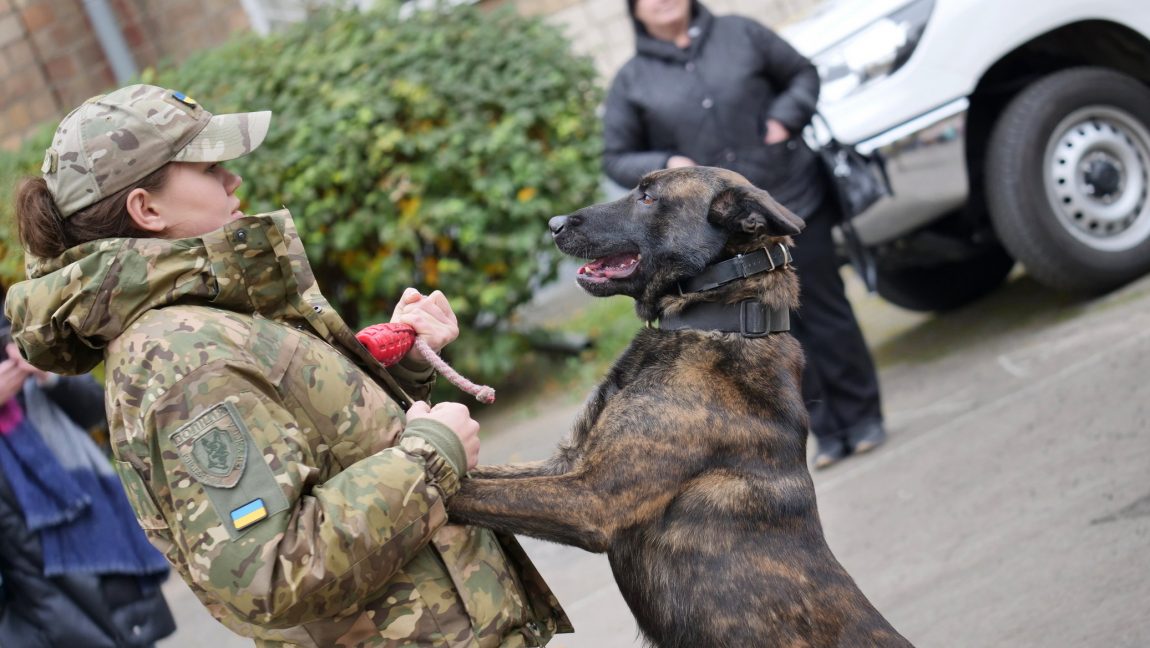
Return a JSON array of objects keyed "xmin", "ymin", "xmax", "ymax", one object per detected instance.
[{"xmin": 549, "ymin": 167, "xmax": 803, "ymax": 318}]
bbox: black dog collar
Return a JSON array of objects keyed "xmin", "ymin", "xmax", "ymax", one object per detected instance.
[
  {"xmin": 658, "ymin": 300, "xmax": 790, "ymax": 337},
  {"xmin": 678, "ymin": 244, "xmax": 793, "ymax": 294}
]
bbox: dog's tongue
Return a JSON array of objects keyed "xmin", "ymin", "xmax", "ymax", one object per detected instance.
[{"xmin": 579, "ymin": 253, "xmax": 639, "ymax": 280}]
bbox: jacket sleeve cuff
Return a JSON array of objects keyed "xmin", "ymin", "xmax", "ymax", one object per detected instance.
[
  {"xmin": 766, "ymin": 110, "xmax": 805, "ymax": 135},
  {"xmin": 767, "ymin": 88, "xmax": 818, "ymax": 134},
  {"xmin": 390, "ymin": 353, "xmax": 435, "ymax": 383},
  {"xmin": 604, "ymin": 151, "xmax": 679, "ymax": 188},
  {"xmin": 399, "ymin": 419, "xmax": 465, "ymax": 498},
  {"xmin": 388, "ymin": 354, "xmax": 436, "ymax": 398}
]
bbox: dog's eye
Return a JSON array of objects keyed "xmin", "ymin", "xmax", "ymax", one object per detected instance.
[{"xmin": 638, "ymin": 193, "xmax": 656, "ymax": 206}]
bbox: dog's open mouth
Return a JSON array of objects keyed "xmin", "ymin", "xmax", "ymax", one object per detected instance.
[{"xmin": 577, "ymin": 253, "xmax": 640, "ymax": 283}]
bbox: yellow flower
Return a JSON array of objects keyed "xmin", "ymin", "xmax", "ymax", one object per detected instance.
[
  {"xmin": 483, "ymin": 261, "xmax": 509, "ymax": 277},
  {"xmin": 421, "ymin": 257, "xmax": 439, "ymax": 287},
  {"xmin": 399, "ymin": 197, "xmax": 422, "ymax": 220}
]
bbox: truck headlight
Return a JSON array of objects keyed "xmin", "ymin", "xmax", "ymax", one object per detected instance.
[{"xmin": 813, "ymin": 0, "xmax": 936, "ymax": 102}]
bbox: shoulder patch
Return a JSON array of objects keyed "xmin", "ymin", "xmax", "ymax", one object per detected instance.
[{"xmin": 170, "ymin": 402, "xmax": 248, "ymax": 488}]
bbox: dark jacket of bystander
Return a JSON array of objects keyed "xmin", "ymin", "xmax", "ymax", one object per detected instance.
[
  {"xmin": 603, "ymin": 1, "xmax": 827, "ymax": 218},
  {"xmin": 0, "ymin": 368, "xmax": 176, "ymax": 648}
]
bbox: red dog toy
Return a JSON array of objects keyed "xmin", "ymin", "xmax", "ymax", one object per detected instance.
[{"xmin": 356, "ymin": 322, "xmax": 496, "ymax": 404}]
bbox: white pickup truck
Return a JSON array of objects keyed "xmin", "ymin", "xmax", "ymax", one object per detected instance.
[{"xmin": 785, "ymin": 0, "xmax": 1150, "ymax": 310}]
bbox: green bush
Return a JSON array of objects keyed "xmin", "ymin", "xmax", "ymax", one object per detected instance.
[
  {"xmin": 2, "ymin": 1, "xmax": 604, "ymax": 389},
  {"xmin": 0, "ymin": 124, "xmax": 53, "ymax": 283}
]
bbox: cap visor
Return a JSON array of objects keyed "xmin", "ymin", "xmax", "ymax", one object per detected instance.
[{"xmin": 172, "ymin": 110, "xmax": 271, "ymax": 163}]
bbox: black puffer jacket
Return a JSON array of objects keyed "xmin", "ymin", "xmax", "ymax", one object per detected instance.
[
  {"xmin": 0, "ymin": 374, "xmax": 176, "ymax": 648},
  {"xmin": 603, "ymin": 1, "xmax": 826, "ymax": 218}
]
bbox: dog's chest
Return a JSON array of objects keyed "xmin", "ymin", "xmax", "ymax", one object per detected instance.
[{"xmin": 573, "ymin": 333, "xmax": 765, "ymax": 434}]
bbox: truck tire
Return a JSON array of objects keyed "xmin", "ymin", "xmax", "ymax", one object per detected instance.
[
  {"xmin": 985, "ymin": 67, "xmax": 1150, "ymax": 292},
  {"xmin": 874, "ymin": 243, "xmax": 1015, "ymax": 312}
]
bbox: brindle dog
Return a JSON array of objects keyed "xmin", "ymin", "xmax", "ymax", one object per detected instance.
[{"xmin": 449, "ymin": 167, "xmax": 912, "ymax": 648}]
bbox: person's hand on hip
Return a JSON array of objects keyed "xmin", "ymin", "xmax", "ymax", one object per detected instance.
[{"xmin": 765, "ymin": 119, "xmax": 791, "ymax": 145}]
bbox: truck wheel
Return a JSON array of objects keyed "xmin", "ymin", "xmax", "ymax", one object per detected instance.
[
  {"xmin": 874, "ymin": 243, "xmax": 1015, "ymax": 312},
  {"xmin": 985, "ymin": 67, "xmax": 1150, "ymax": 292}
]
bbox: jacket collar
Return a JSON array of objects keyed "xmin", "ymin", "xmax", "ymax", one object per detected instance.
[
  {"xmin": 632, "ymin": 2, "xmax": 713, "ymax": 63},
  {"xmin": 7, "ymin": 211, "xmax": 319, "ymax": 374}
]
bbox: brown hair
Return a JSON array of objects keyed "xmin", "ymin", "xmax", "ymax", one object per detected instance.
[{"xmin": 15, "ymin": 164, "xmax": 170, "ymax": 259}]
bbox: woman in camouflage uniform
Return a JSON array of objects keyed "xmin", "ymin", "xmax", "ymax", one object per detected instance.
[{"xmin": 4, "ymin": 84, "xmax": 570, "ymax": 647}]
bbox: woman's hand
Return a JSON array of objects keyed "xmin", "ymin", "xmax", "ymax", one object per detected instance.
[
  {"xmin": 667, "ymin": 155, "xmax": 697, "ymax": 169},
  {"xmin": 391, "ymin": 288, "xmax": 459, "ymax": 360},
  {"xmin": 407, "ymin": 401, "xmax": 480, "ymax": 471},
  {"xmin": 764, "ymin": 119, "xmax": 791, "ymax": 145}
]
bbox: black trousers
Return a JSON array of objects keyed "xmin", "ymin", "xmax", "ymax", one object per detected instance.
[{"xmin": 789, "ymin": 200, "xmax": 884, "ymax": 445}]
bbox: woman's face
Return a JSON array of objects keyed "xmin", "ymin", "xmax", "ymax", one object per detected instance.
[
  {"xmin": 634, "ymin": 0, "xmax": 691, "ymax": 32},
  {"xmin": 150, "ymin": 162, "xmax": 245, "ymax": 239}
]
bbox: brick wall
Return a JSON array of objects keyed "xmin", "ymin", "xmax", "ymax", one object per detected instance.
[{"xmin": 0, "ymin": 0, "xmax": 249, "ymax": 150}]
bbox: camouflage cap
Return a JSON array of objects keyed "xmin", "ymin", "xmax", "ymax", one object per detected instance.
[{"xmin": 42, "ymin": 84, "xmax": 271, "ymax": 218}]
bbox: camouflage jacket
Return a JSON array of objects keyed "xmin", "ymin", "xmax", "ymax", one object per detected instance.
[{"xmin": 3, "ymin": 211, "xmax": 571, "ymax": 647}]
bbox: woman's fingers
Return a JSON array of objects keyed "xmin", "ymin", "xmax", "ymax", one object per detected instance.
[
  {"xmin": 406, "ymin": 400, "xmax": 432, "ymax": 416},
  {"xmin": 406, "ymin": 401, "xmax": 481, "ymax": 470},
  {"xmin": 423, "ymin": 291, "xmax": 457, "ymax": 326},
  {"xmin": 391, "ymin": 287, "xmax": 424, "ymax": 319},
  {"xmin": 395, "ymin": 308, "xmax": 459, "ymax": 352},
  {"xmin": 390, "ymin": 289, "xmax": 460, "ymax": 356}
]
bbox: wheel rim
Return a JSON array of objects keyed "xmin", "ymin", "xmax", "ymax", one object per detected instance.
[{"xmin": 1044, "ymin": 106, "xmax": 1150, "ymax": 252}]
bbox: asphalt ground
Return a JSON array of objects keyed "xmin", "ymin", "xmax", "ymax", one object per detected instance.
[{"xmin": 160, "ymin": 268, "xmax": 1150, "ymax": 647}]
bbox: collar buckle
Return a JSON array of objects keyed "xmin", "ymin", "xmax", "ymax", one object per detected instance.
[
  {"xmin": 733, "ymin": 253, "xmax": 749, "ymax": 278},
  {"xmin": 761, "ymin": 243, "xmax": 792, "ymax": 272},
  {"xmin": 739, "ymin": 301, "xmax": 769, "ymax": 338}
]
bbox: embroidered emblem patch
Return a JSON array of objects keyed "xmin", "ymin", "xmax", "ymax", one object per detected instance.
[
  {"xmin": 170, "ymin": 402, "xmax": 248, "ymax": 489},
  {"xmin": 171, "ymin": 90, "xmax": 197, "ymax": 107},
  {"xmin": 231, "ymin": 498, "xmax": 268, "ymax": 531}
]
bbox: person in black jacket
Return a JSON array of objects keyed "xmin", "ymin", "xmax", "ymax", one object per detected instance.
[
  {"xmin": 603, "ymin": 0, "xmax": 887, "ymax": 468},
  {"xmin": 0, "ymin": 305, "xmax": 177, "ymax": 647}
]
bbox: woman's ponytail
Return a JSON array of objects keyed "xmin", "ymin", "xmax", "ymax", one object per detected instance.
[
  {"xmin": 15, "ymin": 177, "xmax": 69, "ymax": 259},
  {"xmin": 13, "ymin": 164, "xmax": 169, "ymax": 259}
]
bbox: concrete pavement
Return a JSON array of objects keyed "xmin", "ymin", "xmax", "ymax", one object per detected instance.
[{"xmin": 160, "ymin": 269, "xmax": 1150, "ymax": 647}]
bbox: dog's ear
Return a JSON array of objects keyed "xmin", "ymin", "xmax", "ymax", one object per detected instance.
[{"xmin": 708, "ymin": 184, "xmax": 805, "ymax": 236}]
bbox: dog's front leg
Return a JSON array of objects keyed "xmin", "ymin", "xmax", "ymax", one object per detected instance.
[
  {"xmin": 450, "ymin": 446, "xmax": 692, "ymax": 553},
  {"xmin": 469, "ymin": 442, "xmax": 578, "ymax": 480},
  {"xmin": 450, "ymin": 473, "xmax": 616, "ymax": 552},
  {"xmin": 469, "ymin": 460, "xmax": 552, "ymax": 479}
]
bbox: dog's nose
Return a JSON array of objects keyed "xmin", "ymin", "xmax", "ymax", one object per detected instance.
[{"xmin": 549, "ymin": 215, "xmax": 568, "ymax": 236}]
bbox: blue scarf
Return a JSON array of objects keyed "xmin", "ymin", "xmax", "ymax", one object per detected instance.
[{"xmin": 0, "ymin": 382, "xmax": 169, "ymax": 578}]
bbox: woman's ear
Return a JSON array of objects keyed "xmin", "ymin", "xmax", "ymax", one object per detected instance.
[{"xmin": 125, "ymin": 187, "xmax": 166, "ymax": 233}]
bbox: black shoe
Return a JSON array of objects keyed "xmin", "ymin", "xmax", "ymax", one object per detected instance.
[
  {"xmin": 813, "ymin": 436, "xmax": 849, "ymax": 470},
  {"xmin": 848, "ymin": 422, "xmax": 887, "ymax": 455}
]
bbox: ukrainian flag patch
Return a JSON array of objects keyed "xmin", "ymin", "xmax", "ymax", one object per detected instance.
[
  {"xmin": 230, "ymin": 498, "xmax": 268, "ymax": 531},
  {"xmin": 171, "ymin": 90, "xmax": 197, "ymax": 106}
]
